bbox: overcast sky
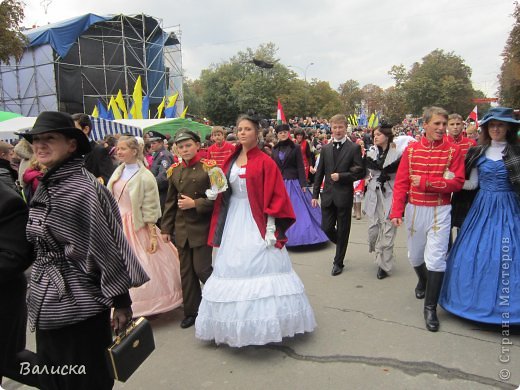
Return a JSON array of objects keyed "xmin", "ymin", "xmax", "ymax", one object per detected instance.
[{"xmin": 23, "ymin": 0, "xmax": 515, "ymax": 98}]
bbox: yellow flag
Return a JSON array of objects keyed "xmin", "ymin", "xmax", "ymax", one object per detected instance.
[
  {"xmin": 130, "ymin": 76, "xmax": 143, "ymax": 119},
  {"xmin": 180, "ymin": 105, "xmax": 188, "ymax": 119},
  {"xmin": 91, "ymin": 105, "xmax": 99, "ymax": 118},
  {"xmin": 368, "ymin": 113, "xmax": 375, "ymax": 128},
  {"xmin": 115, "ymin": 90, "xmax": 128, "ymax": 119},
  {"xmin": 157, "ymin": 96, "xmax": 166, "ymax": 118},
  {"xmin": 108, "ymin": 96, "xmax": 122, "ymax": 119},
  {"xmin": 167, "ymin": 92, "xmax": 179, "ymax": 108},
  {"xmin": 373, "ymin": 116, "xmax": 379, "ymax": 128}
]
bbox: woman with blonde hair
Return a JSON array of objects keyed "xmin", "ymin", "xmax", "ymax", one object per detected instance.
[{"xmin": 108, "ymin": 135, "xmax": 183, "ymax": 317}]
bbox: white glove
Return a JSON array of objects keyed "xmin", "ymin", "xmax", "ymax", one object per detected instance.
[
  {"xmin": 264, "ymin": 215, "xmax": 277, "ymax": 247},
  {"xmin": 205, "ymin": 188, "xmax": 218, "ymax": 200}
]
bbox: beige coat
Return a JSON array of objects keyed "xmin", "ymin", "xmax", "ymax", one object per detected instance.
[{"xmin": 107, "ymin": 163, "xmax": 161, "ymax": 231}]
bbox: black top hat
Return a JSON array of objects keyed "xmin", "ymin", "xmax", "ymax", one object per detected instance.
[
  {"xmin": 146, "ymin": 130, "xmax": 166, "ymax": 142},
  {"xmin": 18, "ymin": 111, "xmax": 91, "ymax": 155},
  {"xmin": 174, "ymin": 129, "xmax": 201, "ymax": 143}
]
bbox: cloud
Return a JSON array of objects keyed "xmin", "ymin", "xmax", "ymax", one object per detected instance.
[{"xmin": 23, "ymin": 0, "xmax": 514, "ymax": 96}]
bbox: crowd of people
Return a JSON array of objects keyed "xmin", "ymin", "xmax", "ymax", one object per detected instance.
[{"xmin": 0, "ymin": 105, "xmax": 518, "ymax": 389}]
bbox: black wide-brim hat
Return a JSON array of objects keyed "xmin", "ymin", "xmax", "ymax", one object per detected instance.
[{"xmin": 17, "ymin": 111, "xmax": 91, "ymax": 155}]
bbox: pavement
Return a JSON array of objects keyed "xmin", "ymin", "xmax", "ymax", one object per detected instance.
[{"xmin": 4, "ymin": 216, "xmax": 520, "ymax": 390}]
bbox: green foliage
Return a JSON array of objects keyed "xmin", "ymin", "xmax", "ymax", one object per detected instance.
[
  {"xmin": 382, "ymin": 86, "xmax": 407, "ymax": 125},
  {"xmin": 0, "ymin": 0, "xmax": 27, "ymax": 64},
  {"xmin": 338, "ymin": 79, "xmax": 363, "ymax": 114},
  {"xmin": 402, "ymin": 49, "xmax": 477, "ymax": 115},
  {"xmin": 499, "ymin": 2, "xmax": 520, "ymax": 107},
  {"xmin": 195, "ymin": 42, "xmax": 342, "ymax": 125}
]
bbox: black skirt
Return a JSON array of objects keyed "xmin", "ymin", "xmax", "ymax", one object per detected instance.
[{"xmin": 36, "ymin": 310, "xmax": 114, "ymax": 390}]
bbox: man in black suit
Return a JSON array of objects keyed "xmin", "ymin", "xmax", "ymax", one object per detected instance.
[
  {"xmin": 312, "ymin": 114, "xmax": 365, "ymax": 276},
  {"xmin": 72, "ymin": 113, "xmax": 115, "ymax": 185}
]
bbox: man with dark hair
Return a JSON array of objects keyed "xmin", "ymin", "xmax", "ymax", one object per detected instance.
[{"xmin": 72, "ymin": 113, "xmax": 115, "ymax": 185}]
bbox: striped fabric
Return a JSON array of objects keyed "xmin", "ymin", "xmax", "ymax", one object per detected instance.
[
  {"xmin": 26, "ymin": 157, "xmax": 149, "ymax": 330},
  {"xmin": 89, "ymin": 116, "xmax": 143, "ymax": 141}
]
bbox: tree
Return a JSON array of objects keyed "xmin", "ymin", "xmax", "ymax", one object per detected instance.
[
  {"xmin": 499, "ymin": 2, "xmax": 520, "ymax": 107},
  {"xmin": 361, "ymin": 84, "xmax": 384, "ymax": 114},
  {"xmin": 182, "ymin": 78, "xmax": 204, "ymax": 118},
  {"xmin": 388, "ymin": 65, "xmax": 408, "ymax": 88},
  {"xmin": 382, "ymin": 86, "xmax": 407, "ymax": 125},
  {"xmin": 308, "ymin": 81, "xmax": 342, "ymax": 118},
  {"xmin": 401, "ymin": 49, "xmax": 480, "ymax": 116},
  {"xmin": 338, "ymin": 79, "xmax": 363, "ymax": 114},
  {"xmin": 0, "ymin": 0, "xmax": 26, "ymax": 64}
]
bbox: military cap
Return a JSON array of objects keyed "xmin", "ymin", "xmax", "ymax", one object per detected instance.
[
  {"xmin": 146, "ymin": 130, "xmax": 166, "ymax": 142},
  {"xmin": 174, "ymin": 129, "xmax": 201, "ymax": 143}
]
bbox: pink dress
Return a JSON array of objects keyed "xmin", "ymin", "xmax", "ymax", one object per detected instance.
[{"xmin": 113, "ymin": 179, "xmax": 183, "ymax": 316}]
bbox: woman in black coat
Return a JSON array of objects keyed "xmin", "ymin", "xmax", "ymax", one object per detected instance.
[
  {"xmin": 271, "ymin": 124, "xmax": 327, "ymax": 246},
  {"xmin": 0, "ymin": 181, "xmax": 38, "ymax": 388}
]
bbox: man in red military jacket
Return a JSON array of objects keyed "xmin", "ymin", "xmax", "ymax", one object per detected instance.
[
  {"xmin": 446, "ymin": 113, "xmax": 477, "ymax": 157},
  {"xmin": 446, "ymin": 113, "xmax": 478, "ymax": 242},
  {"xmin": 390, "ymin": 107, "xmax": 465, "ymax": 332}
]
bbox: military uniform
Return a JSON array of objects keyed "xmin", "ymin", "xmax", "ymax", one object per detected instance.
[
  {"xmin": 160, "ymin": 129, "xmax": 215, "ymax": 324},
  {"xmin": 151, "ymin": 146, "xmax": 174, "ymax": 210}
]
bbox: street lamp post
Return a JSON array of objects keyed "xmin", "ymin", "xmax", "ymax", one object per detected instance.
[{"xmin": 288, "ymin": 62, "xmax": 314, "ymax": 82}]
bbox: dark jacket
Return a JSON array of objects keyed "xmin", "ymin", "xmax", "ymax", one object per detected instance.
[
  {"xmin": 312, "ymin": 140, "xmax": 366, "ymax": 208},
  {"xmin": 272, "ymin": 140, "xmax": 306, "ymax": 187},
  {"xmin": 0, "ymin": 158, "xmax": 18, "ymax": 192},
  {"xmin": 84, "ymin": 140, "xmax": 115, "ymax": 185},
  {"xmin": 161, "ymin": 156, "xmax": 214, "ymax": 248},
  {"xmin": 0, "ymin": 181, "xmax": 33, "ymax": 374}
]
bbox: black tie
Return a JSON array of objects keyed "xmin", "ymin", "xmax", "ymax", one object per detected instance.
[{"xmin": 334, "ymin": 141, "xmax": 342, "ymax": 149}]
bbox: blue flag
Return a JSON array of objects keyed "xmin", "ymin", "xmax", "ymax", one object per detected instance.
[
  {"xmin": 97, "ymin": 100, "xmax": 113, "ymax": 120},
  {"xmin": 142, "ymin": 96, "xmax": 150, "ymax": 119}
]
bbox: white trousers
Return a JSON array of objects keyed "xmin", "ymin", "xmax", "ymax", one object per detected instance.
[
  {"xmin": 367, "ymin": 190, "xmax": 397, "ymax": 272},
  {"xmin": 404, "ymin": 204, "xmax": 451, "ymax": 272}
]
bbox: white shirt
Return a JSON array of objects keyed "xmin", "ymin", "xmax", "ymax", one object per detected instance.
[{"xmin": 121, "ymin": 163, "xmax": 139, "ymax": 180}]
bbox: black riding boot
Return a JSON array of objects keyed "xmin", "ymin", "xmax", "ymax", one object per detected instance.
[
  {"xmin": 413, "ymin": 263, "xmax": 428, "ymax": 299},
  {"xmin": 424, "ymin": 271, "xmax": 445, "ymax": 332}
]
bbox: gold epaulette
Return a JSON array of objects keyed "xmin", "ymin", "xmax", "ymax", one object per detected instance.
[
  {"xmin": 201, "ymin": 158, "xmax": 217, "ymax": 171},
  {"xmin": 166, "ymin": 162, "xmax": 181, "ymax": 178}
]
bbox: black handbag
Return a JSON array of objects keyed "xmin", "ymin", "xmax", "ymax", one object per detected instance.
[{"xmin": 105, "ymin": 317, "xmax": 155, "ymax": 382}]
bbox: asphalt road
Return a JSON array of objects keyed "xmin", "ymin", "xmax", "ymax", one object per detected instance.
[{"xmin": 4, "ymin": 216, "xmax": 519, "ymax": 390}]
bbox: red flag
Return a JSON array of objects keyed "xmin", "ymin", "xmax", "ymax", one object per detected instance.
[
  {"xmin": 468, "ymin": 105, "xmax": 478, "ymax": 128},
  {"xmin": 277, "ymin": 99, "xmax": 286, "ymax": 125}
]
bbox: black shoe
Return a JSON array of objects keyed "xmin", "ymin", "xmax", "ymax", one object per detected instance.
[
  {"xmin": 180, "ymin": 315, "xmax": 197, "ymax": 329},
  {"xmin": 331, "ymin": 264, "xmax": 344, "ymax": 276},
  {"xmin": 376, "ymin": 267, "xmax": 389, "ymax": 280}
]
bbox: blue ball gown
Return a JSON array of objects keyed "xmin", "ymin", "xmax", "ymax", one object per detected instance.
[{"xmin": 440, "ymin": 156, "xmax": 520, "ymax": 325}]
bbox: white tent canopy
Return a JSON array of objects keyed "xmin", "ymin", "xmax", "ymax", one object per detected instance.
[
  {"xmin": 0, "ymin": 116, "xmax": 144, "ymax": 144},
  {"xmin": 0, "ymin": 117, "xmax": 37, "ymax": 143}
]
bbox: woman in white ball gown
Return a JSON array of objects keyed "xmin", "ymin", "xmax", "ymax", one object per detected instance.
[{"xmin": 195, "ymin": 112, "xmax": 316, "ymax": 347}]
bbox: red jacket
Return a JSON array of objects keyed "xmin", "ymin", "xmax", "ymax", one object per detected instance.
[
  {"xmin": 446, "ymin": 134, "xmax": 477, "ymax": 158},
  {"xmin": 208, "ymin": 145, "xmax": 295, "ymax": 248},
  {"xmin": 207, "ymin": 141, "xmax": 235, "ymax": 168},
  {"xmin": 389, "ymin": 136, "xmax": 465, "ymax": 219}
]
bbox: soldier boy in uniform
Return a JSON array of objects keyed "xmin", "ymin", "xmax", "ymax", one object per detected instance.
[{"xmin": 160, "ymin": 129, "xmax": 215, "ymax": 329}]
